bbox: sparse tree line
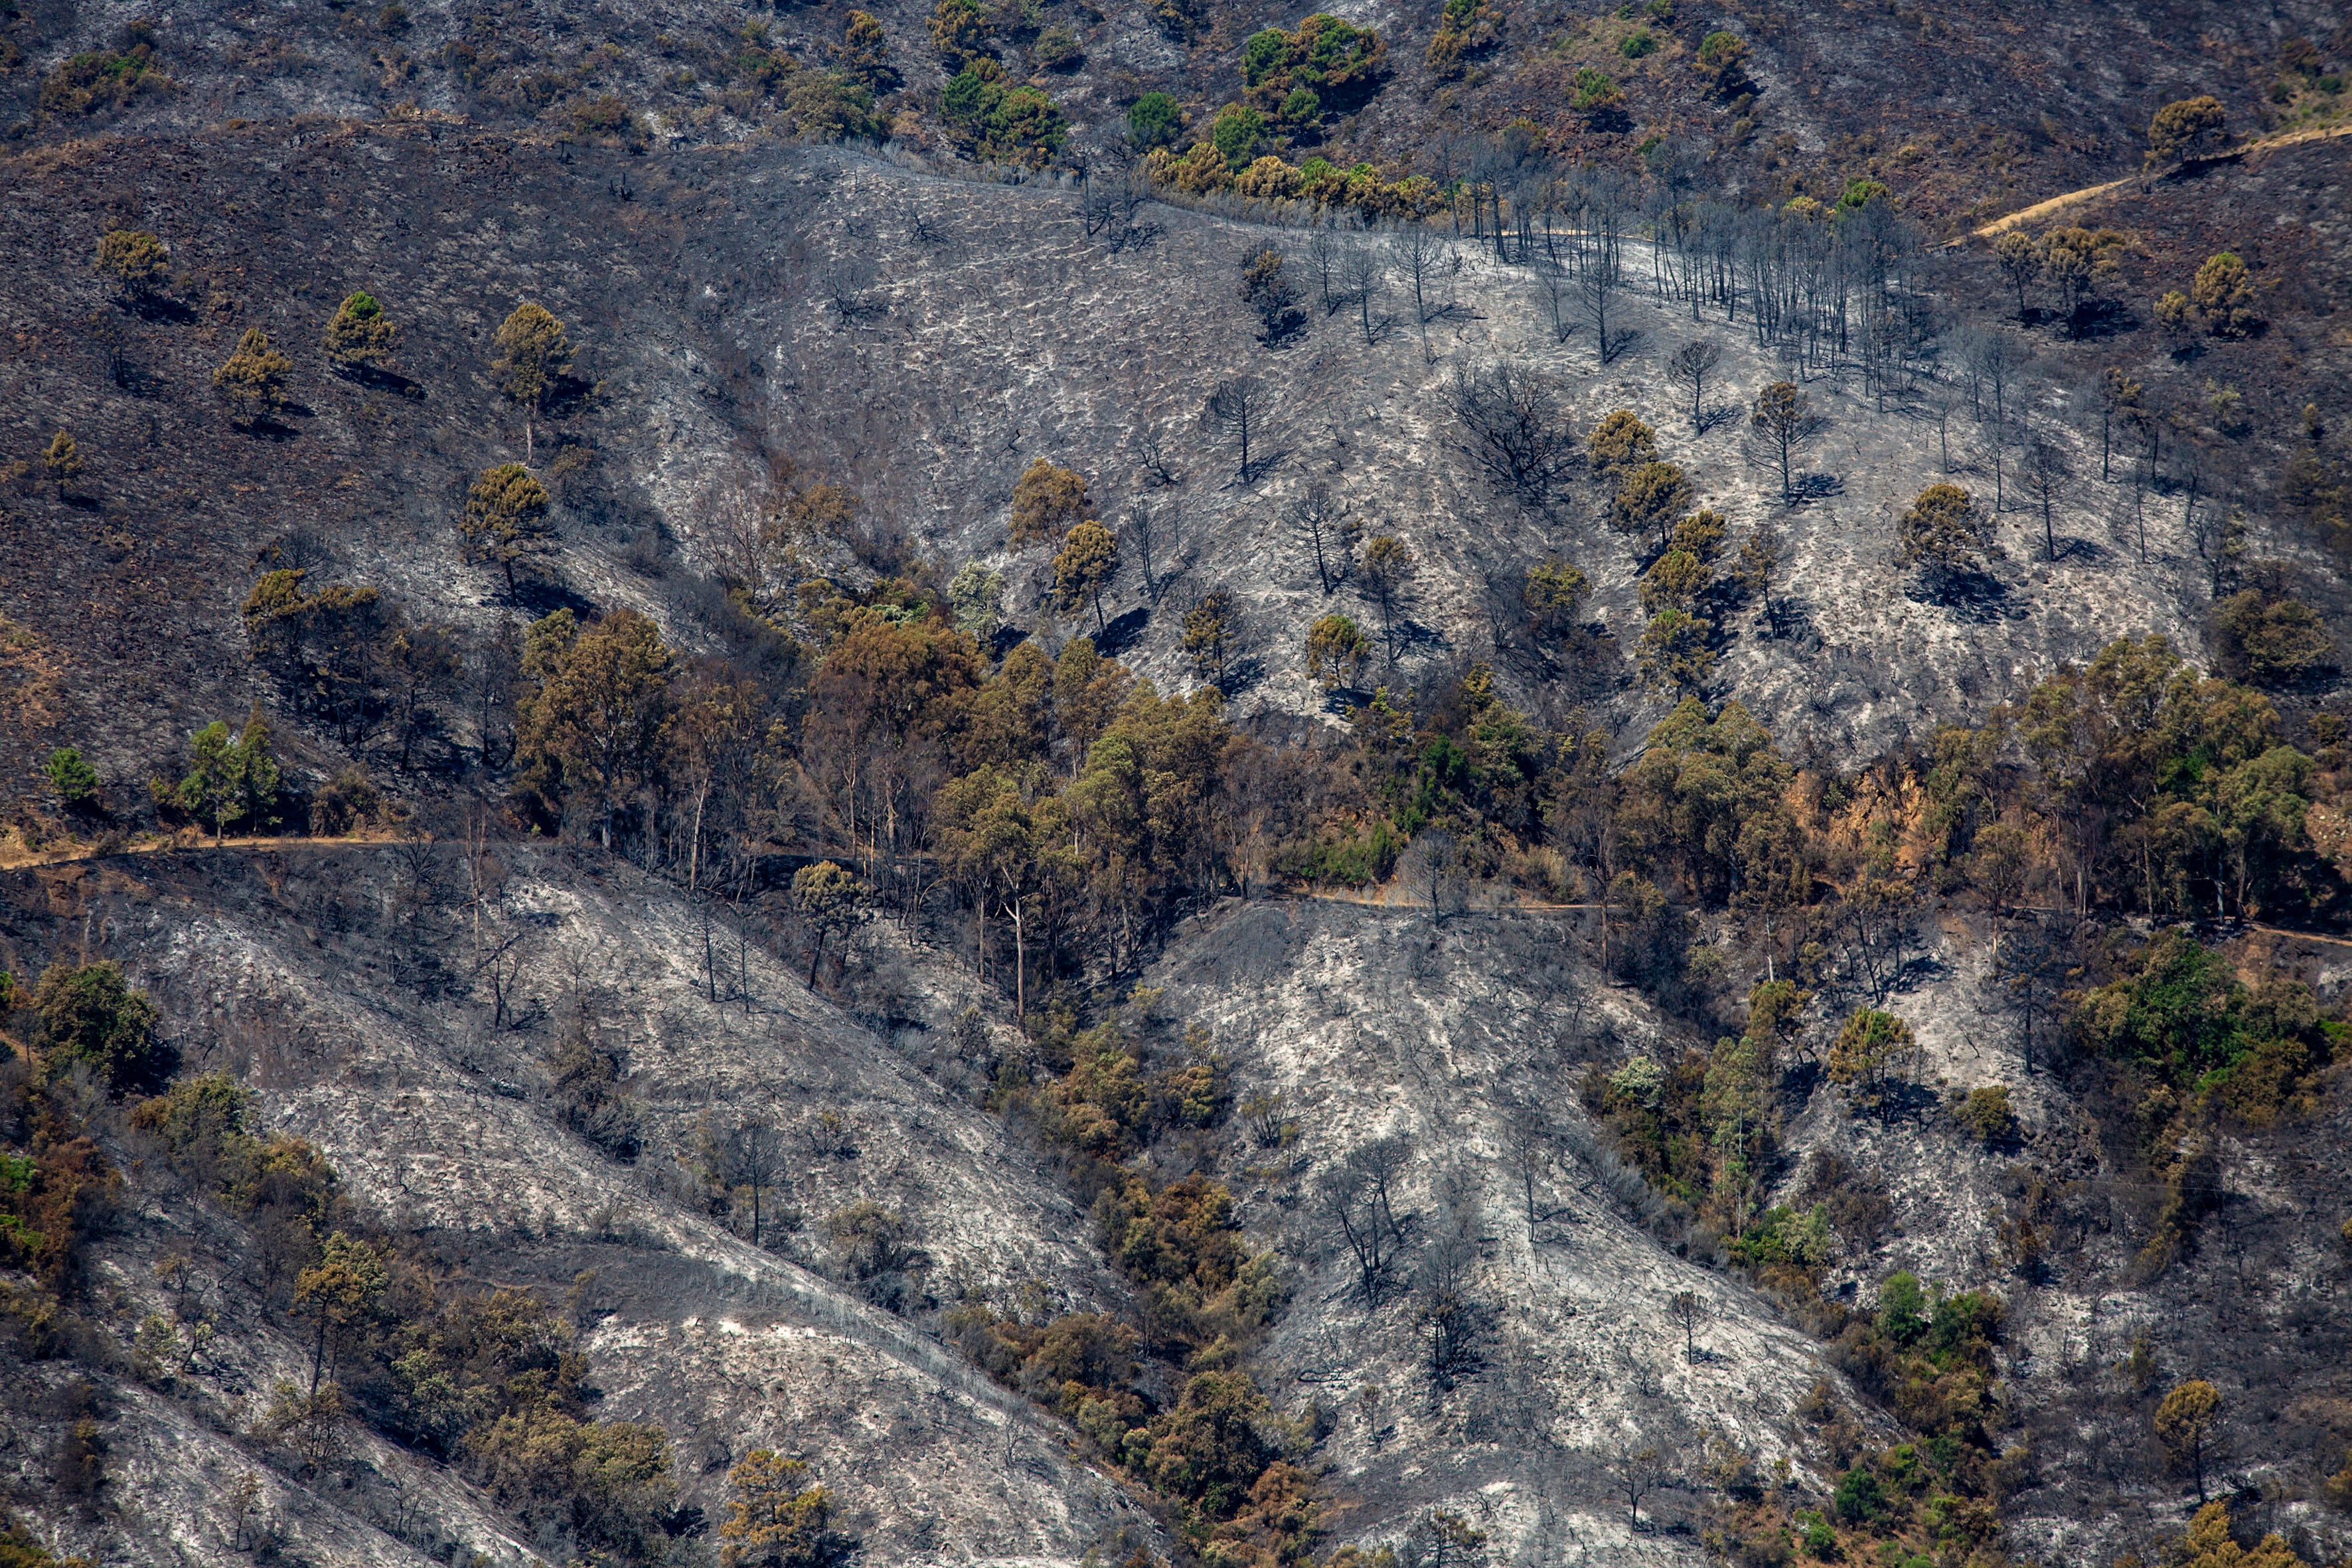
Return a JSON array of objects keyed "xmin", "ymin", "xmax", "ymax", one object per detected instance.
[{"xmin": 1107, "ymin": 102, "xmax": 2312, "ymax": 684}]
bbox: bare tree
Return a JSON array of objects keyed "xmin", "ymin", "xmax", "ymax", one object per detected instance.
[
  {"xmin": 1413, "ymin": 1227, "xmax": 1486, "ymax": 1389},
  {"xmin": 1307, "ymin": 224, "xmax": 1348, "ymax": 317},
  {"xmin": 2021, "ymin": 437, "xmax": 2073, "ymax": 562},
  {"xmin": 1135, "ymin": 426, "xmax": 1180, "ymax": 489},
  {"xmin": 724, "ymin": 1119, "xmax": 788, "ymax": 1246},
  {"xmin": 1989, "ymin": 921, "xmax": 2063, "ymax": 1075},
  {"xmin": 1338, "ymin": 246, "xmax": 1391, "ymax": 347},
  {"xmin": 1610, "ymin": 1434, "xmax": 1674, "ymax": 1530},
  {"xmin": 1668, "ymin": 1291, "xmax": 1704, "ymax": 1363},
  {"xmin": 467, "ymin": 619, "xmax": 522, "ymax": 771},
  {"xmin": 1664, "ymin": 340, "xmax": 1722, "ymax": 433},
  {"xmin": 902, "ymin": 196, "xmax": 949, "ymax": 246},
  {"xmin": 1287, "ymin": 482, "xmax": 1358, "ymax": 595},
  {"xmin": 1503, "ymin": 1107, "xmax": 1554, "ymax": 1225},
  {"xmin": 1535, "ymin": 260, "xmax": 1579, "ymax": 347},
  {"xmin": 1401, "ymin": 826, "xmax": 1463, "ymax": 923},
  {"xmin": 2186, "ymin": 491, "xmax": 2244, "ymax": 599},
  {"xmin": 1963, "ymin": 329, "xmax": 2031, "ymax": 512},
  {"xmin": 1320, "ymin": 1134, "xmax": 1414, "ymax": 1307},
  {"xmin": 1081, "ymin": 163, "xmax": 1156, "ymax": 249},
  {"xmin": 1449, "ymin": 361, "xmax": 1579, "ymax": 508},
  {"xmin": 1127, "ymin": 495, "xmax": 1183, "ymax": 603},
  {"xmin": 1918, "ymin": 371, "xmax": 1960, "ymax": 475},
  {"xmin": 1577, "ymin": 265, "xmax": 1622, "ymax": 366},
  {"xmin": 1747, "ymin": 381, "xmax": 1826, "ymax": 504},
  {"xmin": 820, "ymin": 256, "xmax": 883, "ymax": 321},
  {"xmin": 1387, "ymin": 224, "xmax": 1459, "ymax": 360},
  {"xmin": 1202, "ymin": 376, "xmax": 1275, "ymax": 483},
  {"xmin": 474, "ymin": 917, "xmax": 532, "ymax": 1030}
]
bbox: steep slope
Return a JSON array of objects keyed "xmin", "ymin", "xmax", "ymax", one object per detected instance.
[
  {"xmin": 7, "ymin": 123, "xmax": 2314, "ymax": 810},
  {"xmin": 1, "ymin": 844, "xmax": 1156, "ymax": 1565},
  {"xmin": 1145, "ymin": 898, "xmax": 1879, "ymax": 1560}
]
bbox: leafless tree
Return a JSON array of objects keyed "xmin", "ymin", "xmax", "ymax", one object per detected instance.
[
  {"xmin": 1307, "ymin": 224, "xmax": 1348, "ymax": 317},
  {"xmin": 1413, "ymin": 1226, "xmax": 1487, "ymax": 1389},
  {"xmin": 1387, "ymin": 223, "xmax": 1459, "ymax": 360},
  {"xmin": 1577, "ymin": 264, "xmax": 1624, "ymax": 366},
  {"xmin": 1502, "ymin": 1106, "xmax": 1562, "ymax": 1225},
  {"xmin": 1668, "ymin": 1291, "xmax": 1703, "ymax": 1363},
  {"xmin": 902, "ymin": 197, "xmax": 949, "ymax": 246},
  {"xmin": 1081, "ymin": 163, "xmax": 1156, "ymax": 246},
  {"xmin": 467, "ymin": 619, "xmax": 522, "ymax": 771},
  {"xmin": 2021, "ymin": 437, "xmax": 2073, "ymax": 562},
  {"xmin": 2185, "ymin": 485, "xmax": 2244, "ymax": 599},
  {"xmin": 388, "ymin": 819, "xmax": 453, "ymax": 994},
  {"xmin": 1128, "ymin": 495, "xmax": 1184, "ymax": 603},
  {"xmin": 1135, "ymin": 426, "xmax": 1180, "ymax": 489},
  {"xmin": 1287, "ymin": 482, "xmax": 1358, "ymax": 595},
  {"xmin": 1535, "ymin": 260, "xmax": 1578, "ymax": 346},
  {"xmin": 1989, "ymin": 921, "xmax": 2063, "ymax": 1075},
  {"xmin": 475, "ymin": 919, "xmax": 531, "ymax": 1030},
  {"xmin": 1664, "ymin": 340, "xmax": 1721, "ymax": 433},
  {"xmin": 1449, "ymin": 361, "xmax": 1579, "ymax": 508},
  {"xmin": 1320, "ymin": 1133, "xmax": 1414, "ymax": 1307},
  {"xmin": 1610, "ymin": 1433, "xmax": 1675, "ymax": 1530},
  {"xmin": 1337, "ymin": 246, "xmax": 1391, "ymax": 347},
  {"xmin": 1401, "ymin": 827, "xmax": 1464, "ymax": 923},
  {"xmin": 1962, "ymin": 328, "xmax": 2032, "ymax": 512},
  {"xmin": 820, "ymin": 255, "xmax": 883, "ymax": 321},
  {"xmin": 724, "ymin": 1119, "xmax": 788, "ymax": 1245},
  {"xmin": 1202, "ymin": 376, "xmax": 1275, "ymax": 483},
  {"xmin": 1917, "ymin": 370, "xmax": 1960, "ymax": 475},
  {"xmin": 706, "ymin": 478, "xmax": 781, "ymax": 606}
]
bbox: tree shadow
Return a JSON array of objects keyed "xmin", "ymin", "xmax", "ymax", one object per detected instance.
[
  {"xmin": 514, "ymin": 576, "xmax": 598, "ymax": 620},
  {"xmin": 333, "ymin": 362, "xmax": 428, "ymax": 400},
  {"xmin": 108, "ymin": 354, "xmax": 169, "ymax": 399},
  {"xmin": 2053, "ymin": 536, "xmax": 2107, "ymax": 564},
  {"xmin": 542, "ymin": 370, "xmax": 600, "ymax": 420},
  {"xmin": 1259, "ymin": 307, "xmax": 1307, "ymax": 348},
  {"xmin": 1214, "ymin": 655, "xmax": 1267, "ymax": 697},
  {"xmin": 1233, "ymin": 447, "xmax": 1289, "ymax": 486},
  {"xmin": 1759, "ymin": 595, "xmax": 1814, "ymax": 641},
  {"xmin": 1093, "ymin": 605, "xmax": 1149, "ymax": 659},
  {"xmin": 1877, "ymin": 1080, "xmax": 1942, "ymax": 1125},
  {"xmin": 1891, "ymin": 951, "xmax": 1946, "ymax": 993},
  {"xmin": 1907, "ymin": 566, "xmax": 2013, "ymax": 623},
  {"xmin": 1392, "ymin": 618, "xmax": 1449, "ymax": 657},
  {"xmin": 1788, "ymin": 472, "xmax": 1843, "ymax": 503},
  {"xmin": 1694, "ymin": 401, "xmax": 1740, "ymax": 436},
  {"xmin": 1105, "ymin": 218, "xmax": 1162, "ymax": 254},
  {"xmin": 2064, "ymin": 298, "xmax": 2136, "ymax": 341},
  {"xmin": 127, "ymin": 295, "xmax": 197, "ymax": 325}
]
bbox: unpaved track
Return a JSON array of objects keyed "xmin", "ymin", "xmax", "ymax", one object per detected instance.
[{"xmin": 1962, "ymin": 120, "xmax": 2352, "ymax": 242}]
